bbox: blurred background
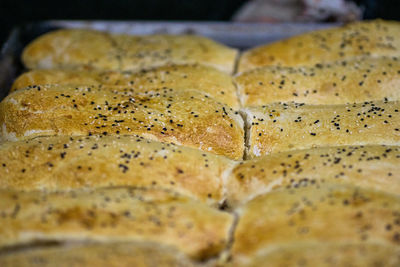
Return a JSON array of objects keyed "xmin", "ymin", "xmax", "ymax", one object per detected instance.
[{"xmin": 0, "ymin": 0, "xmax": 398, "ymax": 44}]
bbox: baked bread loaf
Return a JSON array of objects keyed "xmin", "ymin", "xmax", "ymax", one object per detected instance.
[
  {"xmin": 227, "ymin": 145, "xmax": 400, "ymax": 206},
  {"xmin": 0, "ymin": 242, "xmax": 197, "ymax": 267},
  {"xmin": 242, "ymin": 100, "xmax": 400, "ymax": 158},
  {"xmin": 231, "ymin": 184, "xmax": 400, "ymax": 266},
  {"xmin": 5, "ymin": 21, "xmax": 400, "ymax": 265},
  {"xmin": 22, "ymin": 29, "xmax": 238, "ymax": 74},
  {"xmin": 0, "ymin": 135, "xmax": 235, "ymax": 206},
  {"xmin": 11, "ymin": 64, "xmax": 240, "ymax": 108},
  {"xmin": 235, "ymin": 57, "xmax": 400, "ymax": 106},
  {"xmin": 0, "ymin": 187, "xmax": 233, "ymax": 260},
  {"xmin": 238, "ymin": 19, "xmax": 400, "ymax": 72},
  {"xmin": 0, "ymin": 85, "xmax": 244, "ymax": 159}
]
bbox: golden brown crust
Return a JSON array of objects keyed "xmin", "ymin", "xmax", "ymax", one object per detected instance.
[
  {"xmin": 227, "ymin": 145, "xmax": 400, "ymax": 206},
  {"xmin": 0, "ymin": 85, "xmax": 244, "ymax": 159},
  {"xmin": 14, "ymin": 22, "xmax": 400, "ymax": 265},
  {"xmin": 0, "ymin": 187, "xmax": 233, "ymax": 260},
  {"xmin": 115, "ymin": 34, "xmax": 238, "ymax": 74},
  {"xmin": 238, "ymin": 19, "xmax": 400, "ymax": 72},
  {"xmin": 0, "ymin": 135, "xmax": 235, "ymax": 205},
  {"xmin": 243, "ymin": 100, "xmax": 400, "ymax": 158},
  {"xmin": 11, "ymin": 69, "xmax": 102, "ymax": 92},
  {"xmin": 232, "ymin": 184, "xmax": 400, "ymax": 265},
  {"xmin": 22, "ymin": 29, "xmax": 238, "ymax": 74},
  {"xmin": 11, "ymin": 64, "xmax": 240, "ymax": 108},
  {"xmin": 22, "ymin": 29, "xmax": 120, "ymax": 71},
  {"xmin": 231, "ymin": 243, "xmax": 400, "ymax": 267},
  {"xmin": 235, "ymin": 57, "xmax": 400, "ymax": 106},
  {"xmin": 0, "ymin": 242, "xmax": 197, "ymax": 267}
]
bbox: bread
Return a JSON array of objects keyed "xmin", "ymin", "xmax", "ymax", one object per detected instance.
[
  {"xmin": 0, "ymin": 242, "xmax": 197, "ymax": 267},
  {"xmin": 11, "ymin": 64, "xmax": 240, "ymax": 108},
  {"xmin": 232, "ymin": 243, "xmax": 400, "ymax": 267},
  {"xmin": 242, "ymin": 100, "xmax": 400, "ymax": 158},
  {"xmin": 227, "ymin": 145, "xmax": 400, "ymax": 206},
  {"xmin": 0, "ymin": 135, "xmax": 235, "ymax": 206},
  {"xmin": 8, "ymin": 21, "xmax": 400, "ymax": 265},
  {"xmin": 22, "ymin": 29, "xmax": 238, "ymax": 74},
  {"xmin": 235, "ymin": 57, "xmax": 400, "ymax": 106},
  {"xmin": 238, "ymin": 19, "xmax": 400, "ymax": 72},
  {"xmin": 0, "ymin": 187, "xmax": 233, "ymax": 260},
  {"xmin": 115, "ymin": 34, "xmax": 238, "ymax": 74},
  {"xmin": 0, "ymin": 85, "xmax": 244, "ymax": 159},
  {"xmin": 22, "ymin": 29, "xmax": 120, "ymax": 72},
  {"xmin": 231, "ymin": 184, "xmax": 400, "ymax": 265}
]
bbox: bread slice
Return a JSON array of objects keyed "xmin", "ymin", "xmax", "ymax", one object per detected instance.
[
  {"xmin": 22, "ymin": 29, "xmax": 238, "ymax": 74},
  {"xmin": 11, "ymin": 64, "xmax": 240, "ymax": 109},
  {"xmin": 0, "ymin": 85, "xmax": 244, "ymax": 159},
  {"xmin": 242, "ymin": 100, "xmax": 400, "ymax": 158},
  {"xmin": 238, "ymin": 19, "xmax": 400, "ymax": 72},
  {"xmin": 235, "ymin": 57, "xmax": 400, "ymax": 106}
]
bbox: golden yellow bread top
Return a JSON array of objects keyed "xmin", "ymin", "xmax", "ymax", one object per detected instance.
[
  {"xmin": 231, "ymin": 243, "xmax": 400, "ymax": 267},
  {"xmin": 0, "ymin": 187, "xmax": 233, "ymax": 260},
  {"xmin": 11, "ymin": 64, "xmax": 240, "ymax": 109},
  {"xmin": 22, "ymin": 29, "xmax": 238, "ymax": 74},
  {"xmin": 0, "ymin": 242, "xmax": 197, "ymax": 267},
  {"xmin": 227, "ymin": 145, "xmax": 400, "ymax": 206},
  {"xmin": 0, "ymin": 135, "xmax": 235, "ymax": 206},
  {"xmin": 0, "ymin": 85, "xmax": 244, "ymax": 159},
  {"xmin": 235, "ymin": 57, "xmax": 400, "ymax": 106},
  {"xmin": 238, "ymin": 19, "xmax": 400, "ymax": 72},
  {"xmin": 232, "ymin": 184, "xmax": 400, "ymax": 264},
  {"xmin": 243, "ymin": 100, "xmax": 400, "ymax": 158}
]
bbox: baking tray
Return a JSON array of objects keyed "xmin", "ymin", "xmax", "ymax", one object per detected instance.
[{"xmin": 0, "ymin": 20, "xmax": 338, "ymax": 101}]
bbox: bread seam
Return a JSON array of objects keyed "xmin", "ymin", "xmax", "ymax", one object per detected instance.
[
  {"xmin": 233, "ymin": 50, "xmax": 241, "ymax": 75},
  {"xmin": 216, "ymin": 211, "xmax": 240, "ymax": 266},
  {"xmin": 0, "ymin": 239, "xmax": 188, "ymax": 256},
  {"xmin": 220, "ymin": 160, "xmax": 240, "ymax": 208},
  {"xmin": 239, "ymin": 108, "xmax": 253, "ymax": 160},
  {"xmin": 232, "ymin": 77, "xmax": 246, "ymax": 108}
]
